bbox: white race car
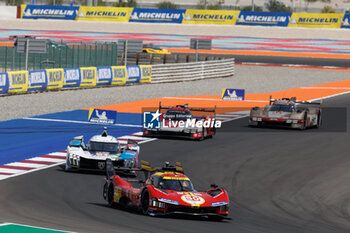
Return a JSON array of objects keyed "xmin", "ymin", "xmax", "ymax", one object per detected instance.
[{"xmin": 65, "ymin": 128, "xmax": 139, "ymax": 173}]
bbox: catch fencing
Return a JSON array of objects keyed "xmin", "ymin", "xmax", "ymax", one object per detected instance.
[{"xmin": 0, "ymin": 42, "xmax": 118, "ymax": 72}]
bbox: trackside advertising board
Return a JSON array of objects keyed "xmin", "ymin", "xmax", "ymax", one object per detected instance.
[
  {"xmin": 46, "ymin": 68, "xmax": 64, "ymax": 90},
  {"xmin": 126, "ymin": 66, "xmax": 141, "ymax": 83},
  {"xmin": 0, "ymin": 73, "xmax": 9, "ymax": 94},
  {"xmin": 129, "ymin": 8, "xmax": 185, "ymax": 23},
  {"xmin": 221, "ymin": 88, "xmax": 245, "ymax": 100},
  {"xmin": 139, "ymin": 65, "xmax": 152, "ymax": 83},
  {"xmin": 288, "ymin": 13, "xmax": 344, "ymax": 28},
  {"xmin": 96, "ymin": 66, "xmax": 113, "ymax": 86},
  {"xmin": 236, "ymin": 11, "xmax": 291, "ymax": 27},
  {"xmin": 0, "ymin": 65, "xmax": 151, "ymax": 95},
  {"xmin": 182, "ymin": 10, "xmax": 239, "ymax": 25},
  {"xmin": 341, "ymin": 14, "xmax": 350, "ymax": 28},
  {"xmin": 76, "ymin": 6, "xmax": 132, "ymax": 21},
  {"xmin": 80, "ymin": 67, "xmax": 97, "ymax": 87},
  {"xmin": 7, "ymin": 71, "xmax": 28, "ymax": 93},
  {"xmin": 28, "ymin": 70, "xmax": 47, "ymax": 91},
  {"xmin": 88, "ymin": 108, "xmax": 117, "ymax": 124},
  {"xmin": 21, "ymin": 5, "xmax": 79, "ymax": 20},
  {"xmin": 111, "ymin": 66, "xmax": 127, "ymax": 85},
  {"xmin": 63, "ymin": 68, "xmax": 81, "ymax": 87}
]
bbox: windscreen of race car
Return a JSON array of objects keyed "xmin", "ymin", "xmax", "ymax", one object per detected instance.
[{"xmin": 88, "ymin": 142, "xmax": 119, "ymax": 153}]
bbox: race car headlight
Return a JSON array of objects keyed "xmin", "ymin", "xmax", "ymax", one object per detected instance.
[
  {"xmin": 158, "ymin": 197, "xmax": 179, "ymax": 205},
  {"xmin": 286, "ymin": 119, "xmax": 292, "ymax": 123},
  {"xmin": 292, "ymin": 120, "xmax": 298, "ymax": 123},
  {"xmin": 68, "ymin": 153, "xmax": 80, "ymax": 160},
  {"xmin": 124, "ymin": 158, "xmax": 135, "ymax": 168},
  {"xmin": 151, "ymin": 198, "xmax": 168, "ymax": 208},
  {"xmin": 184, "ymin": 128, "xmax": 190, "ymax": 133},
  {"xmin": 252, "ymin": 117, "xmax": 257, "ymax": 121},
  {"xmin": 211, "ymin": 201, "xmax": 227, "ymax": 207},
  {"xmin": 257, "ymin": 118, "xmax": 262, "ymax": 121}
]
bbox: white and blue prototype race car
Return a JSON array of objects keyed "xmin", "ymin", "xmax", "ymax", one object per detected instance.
[{"xmin": 65, "ymin": 128, "xmax": 139, "ymax": 174}]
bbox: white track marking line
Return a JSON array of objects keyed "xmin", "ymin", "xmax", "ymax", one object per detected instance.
[
  {"xmin": 118, "ymin": 135, "xmax": 149, "ymax": 141},
  {"xmin": 6, "ymin": 162, "xmax": 44, "ymax": 168},
  {"xmin": 48, "ymin": 152, "xmax": 67, "ymax": 157},
  {"xmin": 29, "ymin": 157, "xmax": 65, "ymax": 163},
  {"xmin": 162, "ymin": 96, "xmax": 268, "ymax": 102},
  {"xmin": 0, "ymin": 222, "xmax": 76, "ymax": 233},
  {"xmin": 0, "ymin": 168, "xmax": 28, "ymax": 174},
  {"xmin": 23, "ymin": 117, "xmax": 142, "ymax": 127},
  {"xmin": 0, "ymin": 222, "xmax": 11, "ymax": 226},
  {"xmin": 309, "ymin": 90, "xmax": 350, "ymax": 102},
  {"xmin": 0, "ymin": 161, "xmax": 65, "ymax": 181},
  {"xmin": 132, "ymin": 132, "xmax": 144, "ymax": 136},
  {"xmin": 301, "ymin": 87, "xmax": 350, "ymax": 90}
]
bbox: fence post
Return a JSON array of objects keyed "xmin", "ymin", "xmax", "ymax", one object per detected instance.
[
  {"xmin": 25, "ymin": 39, "xmax": 29, "ymax": 70},
  {"xmin": 124, "ymin": 40, "xmax": 128, "ymax": 66},
  {"xmin": 4, "ymin": 46, "xmax": 7, "ymax": 72},
  {"xmin": 95, "ymin": 42, "xmax": 98, "ymax": 67}
]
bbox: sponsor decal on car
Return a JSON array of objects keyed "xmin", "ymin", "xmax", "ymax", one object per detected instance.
[{"xmin": 181, "ymin": 194, "xmax": 205, "ymax": 205}]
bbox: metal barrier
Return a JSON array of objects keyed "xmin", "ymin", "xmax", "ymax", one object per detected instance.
[
  {"xmin": 117, "ymin": 52, "xmax": 227, "ymax": 65},
  {"xmin": 151, "ymin": 58, "xmax": 235, "ymax": 83}
]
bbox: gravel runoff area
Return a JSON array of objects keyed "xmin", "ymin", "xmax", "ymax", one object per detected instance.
[
  {"xmin": 0, "ymin": 65, "xmax": 349, "ymax": 121},
  {"xmin": 1, "ymin": 19, "xmax": 350, "ymax": 40}
]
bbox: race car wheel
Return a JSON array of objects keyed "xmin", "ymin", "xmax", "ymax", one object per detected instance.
[
  {"xmin": 107, "ymin": 183, "xmax": 115, "ymax": 207},
  {"xmin": 316, "ymin": 112, "xmax": 322, "ymax": 128},
  {"xmin": 141, "ymin": 189, "xmax": 150, "ymax": 215},
  {"xmin": 64, "ymin": 163, "xmax": 70, "ymax": 172},
  {"xmin": 301, "ymin": 113, "xmax": 307, "ymax": 130},
  {"xmin": 103, "ymin": 182, "xmax": 108, "ymax": 200}
]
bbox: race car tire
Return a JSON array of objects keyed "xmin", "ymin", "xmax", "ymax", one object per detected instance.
[
  {"xmin": 141, "ymin": 189, "xmax": 150, "ymax": 215},
  {"xmin": 107, "ymin": 183, "xmax": 115, "ymax": 207},
  {"xmin": 64, "ymin": 162, "xmax": 73, "ymax": 172},
  {"xmin": 316, "ymin": 112, "xmax": 322, "ymax": 128},
  {"xmin": 103, "ymin": 182, "xmax": 108, "ymax": 200},
  {"xmin": 301, "ymin": 113, "xmax": 307, "ymax": 130}
]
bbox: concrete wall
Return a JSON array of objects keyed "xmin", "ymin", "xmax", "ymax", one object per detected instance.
[{"xmin": 0, "ymin": 6, "xmax": 17, "ymax": 19}]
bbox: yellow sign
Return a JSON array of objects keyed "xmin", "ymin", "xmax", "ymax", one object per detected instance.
[
  {"xmin": 7, "ymin": 70, "xmax": 28, "ymax": 93},
  {"xmin": 111, "ymin": 66, "xmax": 127, "ymax": 85},
  {"xmin": 46, "ymin": 68, "xmax": 64, "ymax": 90},
  {"xmin": 20, "ymin": 4, "xmax": 26, "ymax": 18},
  {"xmin": 182, "ymin": 10, "xmax": 239, "ymax": 25},
  {"xmin": 76, "ymin": 6, "xmax": 132, "ymax": 21},
  {"xmin": 139, "ymin": 65, "xmax": 152, "ymax": 83},
  {"xmin": 288, "ymin": 13, "xmax": 344, "ymax": 28},
  {"xmin": 80, "ymin": 67, "xmax": 97, "ymax": 87}
]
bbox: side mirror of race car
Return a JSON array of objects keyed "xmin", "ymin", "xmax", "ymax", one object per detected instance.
[{"xmin": 210, "ymin": 184, "xmax": 218, "ymax": 189}]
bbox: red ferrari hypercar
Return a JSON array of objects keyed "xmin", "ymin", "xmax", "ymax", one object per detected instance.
[{"xmin": 103, "ymin": 160, "xmax": 229, "ymax": 220}]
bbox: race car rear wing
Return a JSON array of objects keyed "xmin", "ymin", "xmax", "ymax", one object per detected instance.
[
  {"xmin": 158, "ymin": 102, "xmax": 216, "ymax": 115},
  {"xmin": 269, "ymin": 96, "xmax": 322, "ymax": 106}
]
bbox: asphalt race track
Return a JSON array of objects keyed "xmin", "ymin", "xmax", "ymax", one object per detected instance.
[{"xmin": 0, "ymin": 94, "xmax": 349, "ymax": 233}]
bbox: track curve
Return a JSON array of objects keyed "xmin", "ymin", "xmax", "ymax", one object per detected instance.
[{"xmin": 0, "ymin": 94, "xmax": 349, "ymax": 233}]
